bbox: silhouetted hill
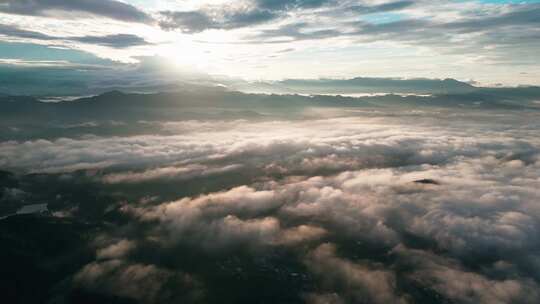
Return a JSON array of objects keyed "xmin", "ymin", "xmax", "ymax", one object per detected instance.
[
  {"xmin": 0, "ymin": 86, "xmax": 538, "ymax": 131},
  {"xmin": 247, "ymin": 77, "xmax": 478, "ymax": 95}
]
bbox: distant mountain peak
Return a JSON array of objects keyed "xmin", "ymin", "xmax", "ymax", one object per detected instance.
[{"xmin": 99, "ymin": 90, "xmax": 126, "ymax": 98}]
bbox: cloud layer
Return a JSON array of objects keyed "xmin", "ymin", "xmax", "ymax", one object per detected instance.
[{"xmin": 2, "ymin": 105, "xmax": 539, "ymax": 303}]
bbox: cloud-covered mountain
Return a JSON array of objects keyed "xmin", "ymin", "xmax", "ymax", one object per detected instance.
[
  {"xmin": 1, "ymin": 54, "xmax": 537, "ymax": 97},
  {"xmin": 246, "ymin": 77, "xmax": 478, "ymax": 95},
  {"xmin": 2, "ymin": 85, "xmax": 539, "ymax": 142}
]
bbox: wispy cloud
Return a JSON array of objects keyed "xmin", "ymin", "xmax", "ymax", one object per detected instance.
[
  {"xmin": 0, "ymin": 24, "xmax": 150, "ymax": 48},
  {"xmin": 0, "ymin": 0, "xmax": 152, "ymax": 23}
]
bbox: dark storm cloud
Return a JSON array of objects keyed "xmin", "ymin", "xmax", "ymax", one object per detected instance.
[
  {"xmin": 0, "ymin": 24, "xmax": 150, "ymax": 48},
  {"xmin": 0, "ymin": 0, "xmax": 152, "ymax": 23}
]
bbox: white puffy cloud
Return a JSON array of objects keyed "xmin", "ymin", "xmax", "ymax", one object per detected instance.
[
  {"xmin": 393, "ymin": 245, "xmax": 540, "ymax": 304},
  {"xmin": 305, "ymin": 243, "xmax": 408, "ymax": 304},
  {"xmin": 106, "ymin": 109, "xmax": 539, "ymax": 302},
  {"xmin": 96, "ymin": 239, "xmax": 136, "ymax": 260},
  {"xmin": 74, "ymin": 260, "xmax": 201, "ymax": 303},
  {"xmin": 136, "ymin": 185, "xmax": 324, "ymax": 248},
  {"xmin": 2, "ymin": 114, "xmax": 537, "ymax": 175}
]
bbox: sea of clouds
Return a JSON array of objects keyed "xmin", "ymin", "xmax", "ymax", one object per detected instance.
[{"xmin": 1, "ymin": 107, "xmax": 539, "ymax": 303}]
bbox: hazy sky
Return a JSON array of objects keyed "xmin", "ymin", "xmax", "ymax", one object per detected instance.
[{"xmin": 0, "ymin": 0, "xmax": 539, "ymax": 85}]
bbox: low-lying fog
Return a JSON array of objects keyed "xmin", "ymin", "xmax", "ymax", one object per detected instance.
[{"xmin": 1, "ymin": 92, "xmax": 539, "ymax": 304}]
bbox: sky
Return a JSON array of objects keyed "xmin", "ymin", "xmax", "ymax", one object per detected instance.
[{"xmin": 0, "ymin": 0, "xmax": 539, "ymax": 86}]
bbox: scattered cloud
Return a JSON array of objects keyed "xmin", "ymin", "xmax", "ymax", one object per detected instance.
[
  {"xmin": 0, "ymin": 24, "xmax": 150, "ymax": 48},
  {"xmin": 0, "ymin": 1, "xmax": 539, "ymax": 84},
  {"xmin": 158, "ymin": 0, "xmax": 414, "ymax": 34},
  {"xmin": 0, "ymin": 0, "xmax": 152, "ymax": 23},
  {"xmin": 159, "ymin": 9, "xmax": 279, "ymax": 33}
]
